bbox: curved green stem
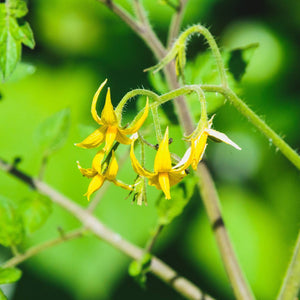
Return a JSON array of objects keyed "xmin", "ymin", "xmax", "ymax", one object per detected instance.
[
  {"xmin": 151, "ymin": 104, "xmax": 163, "ymax": 142},
  {"xmin": 179, "ymin": 25, "xmax": 228, "ymax": 87},
  {"xmin": 205, "ymin": 86, "xmax": 300, "ymax": 171}
]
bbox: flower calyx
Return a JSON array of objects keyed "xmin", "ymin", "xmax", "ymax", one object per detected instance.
[
  {"xmin": 130, "ymin": 127, "xmax": 194, "ymax": 200},
  {"xmin": 189, "ymin": 116, "xmax": 241, "ymax": 170}
]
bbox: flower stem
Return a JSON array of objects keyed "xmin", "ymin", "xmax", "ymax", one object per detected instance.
[
  {"xmin": 277, "ymin": 231, "xmax": 300, "ymax": 300},
  {"xmin": 204, "ymin": 86, "xmax": 300, "ymax": 171},
  {"xmin": 151, "ymin": 104, "xmax": 163, "ymax": 142},
  {"xmin": 0, "ymin": 158, "xmax": 213, "ymax": 300}
]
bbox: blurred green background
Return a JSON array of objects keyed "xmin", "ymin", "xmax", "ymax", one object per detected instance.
[{"xmin": 1, "ymin": 0, "xmax": 300, "ymax": 299}]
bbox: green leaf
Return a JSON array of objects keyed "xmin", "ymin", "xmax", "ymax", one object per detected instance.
[
  {"xmin": 0, "ymin": 195, "xmax": 24, "ymax": 247},
  {"xmin": 156, "ymin": 177, "xmax": 197, "ymax": 225},
  {"xmin": 227, "ymin": 43, "xmax": 259, "ymax": 82},
  {"xmin": 4, "ymin": 62, "xmax": 35, "ymax": 82},
  {"xmin": 19, "ymin": 194, "xmax": 52, "ymax": 235},
  {"xmin": 0, "ymin": 289, "xmax": 7, "ymax": 300},
  {"xmin": 0, "ymin": 0, "xmax": 35, "ymax": 80},
  {"xmin": 0, "ymin": 267, "xmax": 22, "ymax": 284},
  {"xmin": 34, "ymin": 108, "xmax": 71, "ymax": 156},
  {"xmin": 185, "ymin": 51, "xmax": 226, "ymax": 116}
]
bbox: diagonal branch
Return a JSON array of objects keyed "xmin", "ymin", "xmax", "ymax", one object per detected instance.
[
  {"xmin": 95, "ymin": 2, "xmax": 255, "ymax": 298},
  {"xmin": 0, "ymin": 158, "xmax": 214, "ymax": 300},
  {"xmin": 277, "ymin": 230, "xmax": 300, "ymax": 300},
  {"xmin": 197, "ymin": 163, "xmax": 255, "ymax": 300}
]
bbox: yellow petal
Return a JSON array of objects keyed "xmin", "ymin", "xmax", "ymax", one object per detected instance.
[
  {"xmin": 75, "ymin": 126, "xmax": 107, "ymax": 149},
  {"xmin": 130, "ymin": 141, "xmax": 154, "ymax": 178},
  {"xmin": 84, "ymin": 174, "xmax": 105, "ymax": 201},
  {"xmin": 154, "ymin": 127, "xmax": 172, "ymax": 172},
  {"xmin": 169, "ymin": 170, "xmax": 186, "ymax": 187},
  {"xmin": 206, "ymin": 128, "xmax": 241, "ymax": 150},
  {"xmin": 121, "ymin": 99, "xmax": 149, "ymax": 134},
  {"xmin": 191, "ymin": 131, "xmax": 208, "ymax": 170},
  {"xmin": 77, "ymin": 161, "xmax": 97, "ymax": 178},
  {"xmin": 148, "ymin": 174, "xmax": 160, "ymax": 189},
  {"xmin": 105, "ymin": 151, "xmax": 118, "ymax": 180},
  {"xmin": 92, "ymin": 150, "xmax": 105, "ymax": 174},
  {"xmin": 112, "ymin": 179, "xmax": 133, "ymax": 191},
  {"xmin": 116, "ymin": 129, "xmax": 132, "ymax": 145},
  {"xmin": 158, "ymin": 172, "xmax": 171, "ymax": 199},
  {"xmin": 104, "ymin": 126, "xmax": 118, "ymax": 151},
  {"xmin": 91, "ymin": 79, "xmax": 107, "ymax": 125},
  {"xmin": 100, "ymin": 88, "xmax": 118, "ymax": 125}
]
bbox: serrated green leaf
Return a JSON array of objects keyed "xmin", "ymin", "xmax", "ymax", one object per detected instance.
[
  {"xmin": 0, "ymin": 0, "xmax": 35, "ymax": 80},
  {"xmin": 228, "ymin": 43, "xmax": 259, "ymax": 82},
  {"xmin": 0, "ymin": 288, "xmax": 7, "ymax": 300},
  {"xmin": 7, "ymin": 0, "xmax": 28, "ymax": 18},
  {"xmin": 4, "ymin": 62, "xmax": 35, "ymax": 82},
  {"xmin": 34, "ymin": 108, "xmax": 71, "ymax": 156},
  {"xmin": 19, "ymin": 194, "xmax": 52, "ymax": 235},
  {"xmin": 156, "ymin": 177, "xmax": 197, "ymax": 225},
  {"xmin": 0, "ymin": 196, "xmax": 24, "ymax": 247},
  {"xmin": 0, "ymin": 267, "xmax": 22, "ymax": 284}
]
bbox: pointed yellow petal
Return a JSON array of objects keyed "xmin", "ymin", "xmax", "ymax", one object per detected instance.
[
  {"xmin": 130, "ymin": 141, "xmax": 154, "ymax": 178},
  {"xmin": 77, "ymin": 161, "xmax": 97, "ymax": 178},
  {"xmin": 75, "ymin": 126, "xmax": 107, "ymax": 149},
  {"xmin": 116, "ymin": 130, "xmax": 132, "ymax": 145},
  {"xmin": 91, "ymin": 79, "xmax": 107, "ymax": 125},
  {"xmin": 158, "ymin": 172, "xmax": 171, "ymax": 199},
  {"xmin": 154, "ymin": 127, "xmax": 172, "ymax": 172},
  {"xmin": 92, "ymin": 150, "xmax": 105, "ymax": 174},
  {"xmin": 112, "ymin": 179, "xmax": 133, "ymax": 190},
  {"xmin": 191, "ymin": 131, "xmax": 208, "ymax": 170},
  {"xmin": 121, "ymin": 99, "xmax": 149, "ymax": 134},
  {"xmin": 104, "ymin": 126, "xmax": 118, "ymax": 151},
  {"xmin": 105, "ymin": 151, "xmax": 119, "ymax": 180},
  {"xmin": 206, "ymin": 128, "xmax": 241, "ymax": 150},
  {"xmin": 100, "ymin": 88, "xmax": 118, "ymax": 125},
  {"xmin": 84, "ymin": 174, "xmax": 105, "ymax": 201}
]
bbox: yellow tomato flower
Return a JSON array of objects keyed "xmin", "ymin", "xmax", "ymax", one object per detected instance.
[
  {"xmin": 76, "ymin": 79, "xmax": 149, "ymax": 151},
  {"xmin": 130, "ymin": 128, "xmax": 194, "ymax": 199},
  {"xmin": 77, "ymin": 150, "xmax": 132, "ymax": 200},
  {"xmin": 190, "ymin": 119, "xmax": 241, "ymax": 170}
]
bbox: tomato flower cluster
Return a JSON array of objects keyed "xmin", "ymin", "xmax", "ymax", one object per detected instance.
[{"xmin": 76, "ymin": 79, "xmax": 241, "ymax": 203}]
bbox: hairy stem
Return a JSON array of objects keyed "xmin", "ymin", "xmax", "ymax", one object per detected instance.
[
  {"xmin": 167, "ymin": 0, "xmax": 189, "ymax": 48},
  {"xmin": 197, "ymin": 163, "xmax": 255, "ymax": 300},
  {"xmin": 277, "ymin": 231, "xmax": 300, "ymax": 300},
  {"xmin": 0, "ymin": 158, "xmax": 213, "ymax": 300},
  {"xmin": 205, "ymin": 86, "xmax": 300, "ymax": 170}
]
